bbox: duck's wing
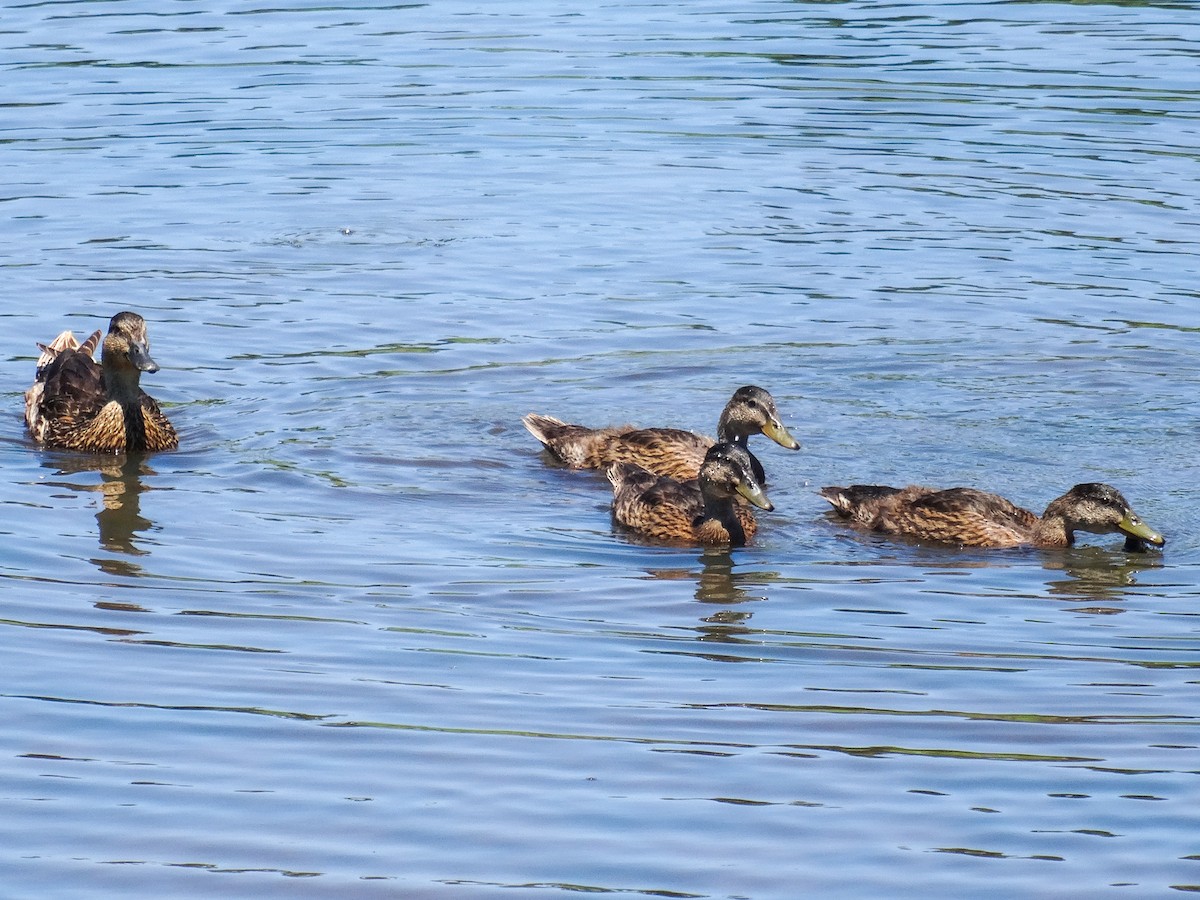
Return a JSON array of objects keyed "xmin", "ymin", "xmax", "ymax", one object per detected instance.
[
  {"xmin": 821, "ymin": 484, "xmax": 904, "ymax": 514},
  {"xmin": 525, "ymin": 412, "xmax": 710, "ymax": 478},
  {"xmin": 600, "ymin": 427, "xmax": 711, "ymax": 480},
  {"xmin": 910, "ymin": 488, "xmax": 1037, "ymax": 526},
  {"xmin": 25, "ymin": 331, "xmax": 105, "ymax": 441},
  {"xmin": 608, "ymin": 464, "xmax": 704, "ymax": 543},
  {"xmin": 134, "ymin": 390, "xmax": 180, "ymax": 451},
  {"xmin": 901, "ymin": 487, "xmax": 1038, "ymax": 547},
  {"xmin": 523, "ymin": 413, "xmax": 634, "ymax": 469}
]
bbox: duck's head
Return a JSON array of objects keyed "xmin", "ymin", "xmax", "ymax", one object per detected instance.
[
  {"xmin": 699, "ymin": 442, "xmax": 774, "ymax": 511},
  {"xmin": 1048, "ymin": 483, "xmax": 1164, "ymax": 550},
  {"xmin": 102, "ymin": 311, "xmax": 160, "ymax": 397},
  {"xmin": 103, "ymin": 311, "xmax": 158, "ymax": 373},
  {"xmin": 717, "ymin": 385, "xmax": 799, "ymax": 450}
]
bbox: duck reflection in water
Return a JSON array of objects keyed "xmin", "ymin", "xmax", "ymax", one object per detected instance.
[
  {"xmin": 44, "ymin": 455, "xmax": 157, "ymax": 576},
  {"xmin": 96, "ymin": 456, "xmax": 154, "ymax": 558},
  {"xmin": 1040, "ymin": 546, "xmax": 1165, "ymax": 604},
  {"xmin": 644, "ymin": 550, "xmax": 775, "ymax": 647}
]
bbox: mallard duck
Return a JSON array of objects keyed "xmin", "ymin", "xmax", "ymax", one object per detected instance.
[
  {"xmin": 524, "ymin": 384, "xmax": 799, "ymax": 482},
  {"xmin": 608, "ymin": 442, "xmax": 774, "ymax": 546},
  {"xmin": 24, "ymin": 311, "xmax": 178, "ymax": 454},
  {"xmin": 820, "ymin": 481, "xmax": 1164, "ymax": 551}
]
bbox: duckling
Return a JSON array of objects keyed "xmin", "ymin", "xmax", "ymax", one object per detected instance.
[
  {"xmin": 24, "ymin": 311, "xmax": 178, "ymax": 453},
  {"xmin": 820, "ymin": 481, "xmax": 1164, "ymax": 550},
  {"xmin": 608, "ymin": 442, "xmax": 774, "ymax": 547},
  {"xmin": 524, "ymin": 384, "xmax": 799, "ymax": 482}
]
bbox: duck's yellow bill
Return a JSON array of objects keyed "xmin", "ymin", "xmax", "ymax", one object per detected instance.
[
  {"xmin": 1119, "ymin": 514, "xmax": 1165, "ymax": 548},
  {"xmin": 737, "ymin": 480, "xmax": 774, "ymax": 512},
  {"xmin": 762, "ymin": 419, "xmax": 800, "ymax": 451}
]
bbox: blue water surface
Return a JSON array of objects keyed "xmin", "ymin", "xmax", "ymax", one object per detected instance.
[{"xmin": 2, "ymin": 1, "xmax": 1199, "ymax": 897}]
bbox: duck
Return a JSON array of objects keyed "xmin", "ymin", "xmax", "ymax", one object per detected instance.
[
  {"xmin": 24, "ymin": 311, "xmax": 179, "ymax": 454},
  {"xmin": 819, "ymin": 481, "xmax": 1164, "ymax": 551},
  {"xmin": 607, "ymin": 442, "xmax": 774, "ymax": 547},
  {"xmin": 523, "ymin": 384, "xmax": 799, "ymax": 482}
]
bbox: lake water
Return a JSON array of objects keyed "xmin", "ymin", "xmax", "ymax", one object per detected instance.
[{"xmin": 2, "ymin": 1, "xmax": 1199, "ymax": 897}]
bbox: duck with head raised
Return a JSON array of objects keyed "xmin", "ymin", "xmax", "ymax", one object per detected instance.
[
  {"xmin": 820, "ymin": 481, "xmax": 1164, "ymax": 551},
  {"xmin": 25, "ymin": 311, "xmax": 178, "ymax": 454},
  {"xmin": 607, "ymin": 442, "xmax": 774, "ymax": 547},
  {"xmin": 524, "ymin": 384, "xmax": 799, "ymax": 483}
]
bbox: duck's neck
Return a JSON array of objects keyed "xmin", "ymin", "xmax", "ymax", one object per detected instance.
[
  {"xmin": 715, "ymin": 416, "xmax": 748, "ymax": 445},
  {"xmin": 713, "ymin": 429, "xmax": 765, "ymax": 484},
  {"xmin": 103, "ymin": 366, "xmax": 143, "ymax": 406},
  {"xmin": 101, "ymin": 368, "xmax": 149, "ymax": 451},
  {"xmin": 1031, "ymin": 508, "xmax": 1073, "ymax": 548},
  {"xmin": 698, "ymin": 492, "xmax": 747, "ymax": 546},
  {"xmin": 121, "ymin": 405, "xmax": 149, "ymax": 452}
]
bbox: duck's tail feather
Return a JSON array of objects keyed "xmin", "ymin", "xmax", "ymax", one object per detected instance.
[
  {"xmin": 820, "ymin": 484, "xmax": 901, "ymax": 518},
  {"xmin": 522, "ymin": 413, "xmax": 569, "ymax": 446}
]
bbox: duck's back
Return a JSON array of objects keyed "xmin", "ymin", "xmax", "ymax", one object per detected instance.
[
  {"xmin": 608, "ymin": 463, "xmax": 705, "ymax": 543},
  {"xmin": 525, "ymin": 413, "xmax": 711, "ymax": 479},
  {"xmin": 25, "ymin": 330, "xmax": 105, "ymax": 444},
  {"xmin": 599, "ymin": 427, "xmax": 711, "ymax": 479},
  {"xmin": 822, "ymin": 483, "xmax": 1039, "ymax": 547},
  {"xmin": 898, "ymin": 487, "xmax": 1038, "ymax": 547}
]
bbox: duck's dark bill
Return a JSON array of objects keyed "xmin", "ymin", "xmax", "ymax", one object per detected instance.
[{"xmin": 1124, "ymin": 535, "xmax": 1164, "ymax": 553}]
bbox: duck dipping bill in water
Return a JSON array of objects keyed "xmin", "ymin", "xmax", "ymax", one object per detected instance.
[
  {"xmin": 607, "ymin": 442, "xmax": 774, "ymax": 547},
  {"xmin": 523, "ymin": 384, "xmax": 799, "ymax": 482},
  {"xmin": 24, "ymin": 311, "xmax": 178, "ymax": 454},
  {"xmin": 819, "ymin": 481, "xmax": 1164, "ymax": 551}
]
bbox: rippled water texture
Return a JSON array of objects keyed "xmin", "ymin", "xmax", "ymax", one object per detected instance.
[{"xmin": 2, "ymin": 1, "xmax": 1199, "ymax": 897}]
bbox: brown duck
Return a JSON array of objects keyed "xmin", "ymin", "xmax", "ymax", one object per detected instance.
[
  {"xmin": 608, "ymin": 442, "xmax": 774, "ymax": 547},
  {"xmin": 524, "ymin": 384, "xmax": 799, "ymax": 482},
  {"xmin": 820, "ymin": 482, "xmax": 1164, "ymax": 550},
  {"xmin": 24, "ymin": 311, "xmax": 178, "ymax": 453}
]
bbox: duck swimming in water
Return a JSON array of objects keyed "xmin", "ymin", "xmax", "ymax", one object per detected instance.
[
  {"xmin": 524, "ymin": 384, "xmax": 799, "ymax": 483},
  {"xmin": 607, "ymin": 442, "xmax": 773, "ymax": 547},
  {"xmin": 24, "ymin": 311, "xmax": 178, "ymax": 454},
  {"xmin": 819, "ymin": 481, "xmax": 1164, "ymax": 551}
]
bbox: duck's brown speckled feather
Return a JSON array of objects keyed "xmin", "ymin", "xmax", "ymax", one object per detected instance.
[
  {"xmin": 524, "ymin": 415, "xmax": 709, "ymax": 480},
  {"xmin": 24, "ymin": 314, "xmax": 178, "ymax": 454},
  {"xmin": 821, "ymin": 485, "xmax": 1039, "ymax": 547},
  {"xmin": 608, "ymin": 464, "xmax": 758, "ymax": 546},
  {"xmin": 523, "ymin": 385, "xmax": 798, "ymax": 483},
  {"xmin": 820, "ymin": 482, "xmax": 1162, "ymax": 550},
  {"xmin": 24, "ymin": 330, "xmax": 101, "ymax": 441},
  {"xmin": 606, "ymin": 443, "xmax": 772, "ymax": 547}
]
